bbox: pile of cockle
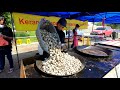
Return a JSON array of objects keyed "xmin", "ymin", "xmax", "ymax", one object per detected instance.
[{"xmin": 36, "ymin": 48, "xmax": 83, "ymax": 76}]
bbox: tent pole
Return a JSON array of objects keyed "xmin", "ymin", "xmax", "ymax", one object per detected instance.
[
  {"xmin": 67, "ymin": 12, "xmax": 71, "ymax": 50},
  {"xmin": 10, "ymin": 12, "xmax": 20, "ymax": 68},
  {"xmin": 68, "ymin": 25, "xmax": 70, "ymax": 49}
]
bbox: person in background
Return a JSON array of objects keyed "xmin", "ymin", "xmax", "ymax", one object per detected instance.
[
  {"xmin": 71, "ymin": 24, "xmax": 80, "ymax": 48},
  {"xmin": 112, "ymin": 29, "xmax": 117, "ymax": 40},
  {"xmin": 0, "ymin": 16, "xmax": 14, "ymax": 73}
]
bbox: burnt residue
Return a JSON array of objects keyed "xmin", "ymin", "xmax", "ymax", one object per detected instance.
[{"xmin": 74, "ymin": 45, "xmax": 113, "ymax": 59}]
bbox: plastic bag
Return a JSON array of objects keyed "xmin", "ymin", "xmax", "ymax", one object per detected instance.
[
  {"xmin": 38, "ymin": 44, "xmax": 43, "ymax": 55},
  {"xmin": 36, "ymin": 18, "xmax": 61, "ymax": 54},
  {"xmin": 0, "ymin": 37, "xmax": 8, "ymax": 46}
]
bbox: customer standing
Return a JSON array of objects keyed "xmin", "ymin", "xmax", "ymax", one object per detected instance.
[{"xmin": 0, "ymin": 16, "xmax": 14, "ymax": 73}]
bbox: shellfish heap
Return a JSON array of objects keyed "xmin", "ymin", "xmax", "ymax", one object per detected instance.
[{"xmin": 36, "ymin": 26, "xmax": 84, "ymax": 76}]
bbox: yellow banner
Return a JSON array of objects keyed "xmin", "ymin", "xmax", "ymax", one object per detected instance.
[
  {"xmin": 12, "ymin": 12, "xmax": 88, "ymax": 31},
  {"xmin": 66, "ymin": 19, "xmax": 88, "ymax": 30}
]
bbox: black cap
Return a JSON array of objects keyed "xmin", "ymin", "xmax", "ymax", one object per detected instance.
[
  {"xmin": 57, "ymin": 18, "xmax": 67, "ymax": 27},
  {"xmin": 76, "ymin": 24, "xmax": 80, "ymax": 27}
]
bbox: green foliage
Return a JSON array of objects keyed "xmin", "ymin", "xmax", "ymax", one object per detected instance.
[
  {"xmin": 28, "ymin": 31, "xmax": 35, "ymax": 36},
  {"xmin": 94, "ymin": 22, "xmax": 102, "ymax": 26},
  {"xmin": 15, "ymin": 32, "xmax": 30, "ymax": 37},
  {"xmin": 15, "ymin": 31, "xmax": 37, "ymax": 43},
  {"xmin": 30, "ymin": 37, "xmax": 38, "ymax": 42},
  {"xmin": 95, "ymin": 22, "xmax": 120, "ymax": 29},
  {"xmin": 106, "ymin": 24, "xmax": 120, "ymax": 29},
  {"xmin": 1, "ymin": 12, "xmax": 12, "ymax": 28},
  {"xmin": 15, "ymin": 31, "xmax": 35, "ymax": 37}
]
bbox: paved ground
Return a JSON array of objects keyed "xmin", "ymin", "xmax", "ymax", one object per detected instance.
[{"xmin": 0, "ymin": 42, "xmax": 38, "ymax": 78}]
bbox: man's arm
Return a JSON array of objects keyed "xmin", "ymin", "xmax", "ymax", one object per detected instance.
[
  {"xmin": 3, "ymin": 27, "xmax": 13, "ymax": 40},
  {"xmin": 61, "ymin": 32, "xmax": 65, "ymax": 43},
  {"xmin": 2, "ymin": 35, "xmax": 13, "ymax": 40}
]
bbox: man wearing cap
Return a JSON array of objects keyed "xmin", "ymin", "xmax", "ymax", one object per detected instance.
[
  {"xmin": 55, "ymin": 18, "xmax": 67, "ymax": 44},
  {"xmin": 54, "ymin": 18, "xmax": 68, "ymax": 52},
  {"xmin": 0, "ymin": 16, "xmax": 14, "ymax": 73}
]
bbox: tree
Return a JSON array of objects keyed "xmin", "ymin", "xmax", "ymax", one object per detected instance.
[
  {"xmin": 94, "ymin": 22, "xmax": 102, "ymax": 26},
  {"xmin": 0, "ymin": 12, "xmax": 12, "ymax": 28},
  {"xmin": 106, "ymin": 24, "xmax": 120, "ymax": 29},
  {"xmin": 94, "ymin": 22, "xmax": 120, "ymax": 29}
]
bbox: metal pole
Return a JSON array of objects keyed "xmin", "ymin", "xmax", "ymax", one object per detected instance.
[
  {"xmin": 91, "ymin": 18, "xmax": 96, "ymax": 42},
  {"xmin": 10, "ymin": 12, "xmax": 20, "ymax": 68},
  {"xmin": 67, "ymin": 12, "xmax": 71, "ymax": 50},
  {"xmin": 68, "ymin": 28, "xmax": 70, "ymax": 49}
]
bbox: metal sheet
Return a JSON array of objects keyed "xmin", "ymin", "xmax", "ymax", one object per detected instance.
[{"xmin": 75, "ymin": 45, "xmax": 112, "ymax": 58}]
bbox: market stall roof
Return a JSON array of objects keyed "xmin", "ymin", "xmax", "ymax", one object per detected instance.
[
  {"xmin": 23, "ymin": 12, "xmax": 120, "ymax": 24},
  {"xmin": 23, "ymin": 12, "xmax": 99, "ymax": 19},
  {"xmin": 77, "ymin": 12, "xmax": 120, "ymax": 24}
]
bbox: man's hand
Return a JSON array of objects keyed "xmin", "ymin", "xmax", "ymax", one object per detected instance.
[
  {"xmin": 1, "ymin": 34, "xmax": 13, "ymax": 40},
  {"xmin": 0, "ymin": 33, "xmax": 6, "ymax": 38},
  {"xmin": 61, "ymin": 43, "xmax": 68, "ymax": 52},
  {"xmin": 43, "ymin": 51, "xmax": 50, "ymax": 59}
]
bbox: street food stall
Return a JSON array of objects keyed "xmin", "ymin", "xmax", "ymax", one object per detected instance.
[
  {"xmin": 20, "ymin": 19, "xmax": 120, "ymax": 78},
  {"xmin": 10, "ymin": 12, "xmax": 120, "ymax": 78}
]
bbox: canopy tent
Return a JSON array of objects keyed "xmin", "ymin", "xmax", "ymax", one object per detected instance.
[
  {"xmin": 103, "ymin": 15, "xmax": 120, "ymax": 24},
  {"xmin": 23, "ymin": 12, "xmax": 120, "ymax": 24},
  {"xmin": 77, "ymin": 12, "xmax": 120, "ymax": 24},
  {"xmin": 24, "ymin": 12, "xmax": 99, "ymax": 19}
]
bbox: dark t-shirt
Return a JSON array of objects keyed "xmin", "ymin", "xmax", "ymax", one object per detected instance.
[
  {"xmin": 55, "ymin": 26, "xmax": 65, "ymax": 43},
  {"xmin": 73, "ymin": 28, "xmax": 76, "ymax": 35},
  {"xmin": 0, "ymin": 26, "xmax": 13, "ymax": 48}
]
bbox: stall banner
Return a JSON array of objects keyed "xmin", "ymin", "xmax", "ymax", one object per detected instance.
[
  {"xmin": 66, "ymin": 19, "xmax": 88, "ymax": 30},
  {"xmin": 12, "ymin": 12, "xmax": 88, "ymax": 31}
]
